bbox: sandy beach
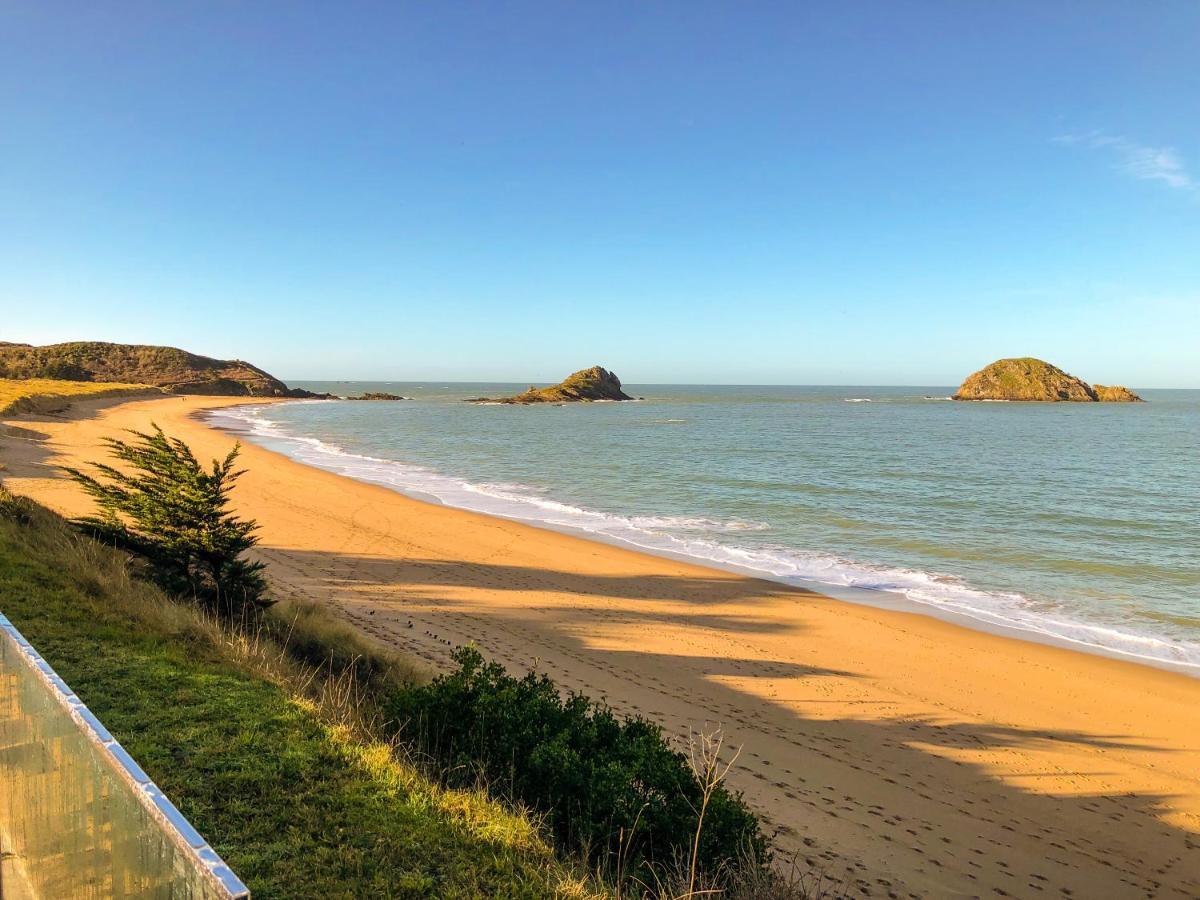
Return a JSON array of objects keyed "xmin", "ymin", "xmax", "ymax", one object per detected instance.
[{"xmin": 3, "ymin": 395, "xmax": 1198, "ymax": 898}]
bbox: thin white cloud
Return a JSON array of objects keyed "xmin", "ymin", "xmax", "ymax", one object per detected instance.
[{"xmin": 1055, "ymin": 132, "xmax": 1196, "ymax": 193}]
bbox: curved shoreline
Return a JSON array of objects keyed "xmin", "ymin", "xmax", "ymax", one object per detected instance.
[
  {"xmin": 207, "ymin": 400, "xmax": 1200, "ymax": 677},
  {"xmin": 3, "ymin": 394, "xmax": 1199, "ymax": 897}
]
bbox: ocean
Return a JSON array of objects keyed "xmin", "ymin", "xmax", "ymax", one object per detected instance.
[{"xmin": 208, "ymin": 383, "xmax": 1200, "ymax": 672}]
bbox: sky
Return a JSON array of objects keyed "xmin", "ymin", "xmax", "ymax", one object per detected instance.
[{"xmin": 2, "ymin": 3, "xmax": 1198, "ymax": 386}]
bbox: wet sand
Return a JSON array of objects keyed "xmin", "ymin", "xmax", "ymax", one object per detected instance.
[{"xmin": 3, "ymin": 395, "xmax": 1198, "ymax": 898}]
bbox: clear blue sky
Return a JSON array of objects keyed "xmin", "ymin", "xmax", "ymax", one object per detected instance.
[{"xmin": 2, "ymin": 3, "xmax": 1198, "ymax": 386}]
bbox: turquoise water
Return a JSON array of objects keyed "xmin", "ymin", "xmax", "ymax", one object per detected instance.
[{"xmin": 209, "ymin": 384, "xmax": 1200, "ymax": 671}]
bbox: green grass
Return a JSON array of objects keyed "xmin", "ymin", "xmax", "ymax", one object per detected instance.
[{"xmin": 0, "ymin": 493, "xmax": 600, "ymax": 899}]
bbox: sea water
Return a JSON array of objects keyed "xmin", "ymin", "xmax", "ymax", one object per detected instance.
[{"xmin": 208, "ymin": 384, "xmax": 1200, "ymax": 672}]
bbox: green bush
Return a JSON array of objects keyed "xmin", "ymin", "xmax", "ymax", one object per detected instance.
[
  {"xmin": 61, "ymin": 425, "xmax": 268, "ymax": 614},
  {"xmin": 38, "ymin": 360, "xmax": 92, "ymax": 380},
  {"xmin": 388, "ymin": 646, "xmax": 766, "ymax": 884}
]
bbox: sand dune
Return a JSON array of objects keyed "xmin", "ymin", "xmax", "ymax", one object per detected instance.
[{"xmin": 3, "ymin": 395, "xmax": 1198, "ymax": 898}]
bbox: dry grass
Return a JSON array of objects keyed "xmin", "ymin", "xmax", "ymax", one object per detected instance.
[
  {"xmin": 263, "ymin": 595, "xmax": 430, "ymax": 693},
  {"xmin": 0, "ymin": 377, "xmax": 154, "ymax": 415}
]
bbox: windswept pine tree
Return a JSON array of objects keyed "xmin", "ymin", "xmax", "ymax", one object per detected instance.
[{"xmin": 63, "ymin": 425, "xmax": 269, "ymax": 614}]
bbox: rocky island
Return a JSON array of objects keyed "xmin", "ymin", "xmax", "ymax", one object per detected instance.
[
  {"xmin": 468, "ymin": 366, "xmax": 634, "ymax": 404},
  {"xmin": 953, "ymin": 358, "xmax": 1143, "ymax": 402},
  {"xmin": 0, "ymin": 340, "xmax": 328, "ymax": 398},
  {"xmin": 345, "ymin": 391, "xmax": 409, "ymax": 401},
  {"xmin": 1092, "ymin": 384, "xmax": 1143, "ymax": 403}
]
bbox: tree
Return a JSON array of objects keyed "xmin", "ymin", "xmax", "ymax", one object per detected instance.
[{"xmin": 63, "ymin": 425, "xmax": 269, "ymax": 614}]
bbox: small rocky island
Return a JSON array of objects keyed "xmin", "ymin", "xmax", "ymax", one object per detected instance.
[
  {"xmin": 345, "ymin": 392, "xmax": 408, "ymax": 401},
  {"xmin": 1092, "ymin": 384, "xmax": 1142, "ymax": 403},
  {"xmin": 468, "ymin": 366, "xmax": 634, "ymax": 404},
  {"xmin": 953, "ymin": 358, "xmax": 1143, "ymax": 402}
]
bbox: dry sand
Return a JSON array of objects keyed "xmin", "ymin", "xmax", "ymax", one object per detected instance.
[{"xmin": 3, "ymin": 395, "xmax": 1198, "ymax": 898}]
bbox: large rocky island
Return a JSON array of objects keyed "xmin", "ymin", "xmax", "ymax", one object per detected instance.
[
  {"xmin": 469, "ymin": 366, "xmax": 634, "ymax": 404},
  {"xmin": 0, "ymin": 341, "xmax": 325, "ymax": 398},
  {"xmin": 953, "ymin": 358, "xmax": 1143, "ymax": 402}
]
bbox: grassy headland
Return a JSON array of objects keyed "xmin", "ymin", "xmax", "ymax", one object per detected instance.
[
  {"xmin": 0, "ymin": 489, "xmax": 601, "ymax": 899},
  {"xmin": 0, "ymin": 340, "xmax": 323, "ymax": 397}
]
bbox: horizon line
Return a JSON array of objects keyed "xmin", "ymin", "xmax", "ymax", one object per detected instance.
[{"xmin": 281, "ymin": 378, "xmax": 1198, "ymax": 390}]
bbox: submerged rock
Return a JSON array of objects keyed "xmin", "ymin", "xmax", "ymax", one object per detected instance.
[
  {"xmin": 1092, "ymin": 384, "xmax": 1144, "ymax": 402},
  {"xmin": 470, "ymin": 366, "xmax": 634, "ymax": 404},
  {"xmin": 953, "ymin": 358, "xmax": 1098, "ymax": 402}
]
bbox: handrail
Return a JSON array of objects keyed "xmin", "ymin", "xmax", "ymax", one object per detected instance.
[{"xmin": 0, "ymin": 613, "xmax": 249, "ymax": 899}]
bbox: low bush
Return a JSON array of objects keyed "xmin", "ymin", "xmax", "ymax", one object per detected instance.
[{"xmin": 388, "ymin": 646, "xmax": 767, "ymax": 886}]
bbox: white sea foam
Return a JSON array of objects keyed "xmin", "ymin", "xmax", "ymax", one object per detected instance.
[
  {"xmin": 209, "ymin": 405, "xmax": 1200, "ymax": 672},
  {"xmin": 843, "ymin": 398, "xmax": 873, "ymax": 403}
]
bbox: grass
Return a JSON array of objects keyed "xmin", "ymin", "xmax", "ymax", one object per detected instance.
[
  {"xmin": 0, "ymin": 488, "xmax": 602, "ymax": 899},
  {"xmin": 0, "ymin": 341, "xmax": 299, "ymax": 396},
  {"xmin": 0, "ymin": 377, "xmax": 154, "ymax": 415}
]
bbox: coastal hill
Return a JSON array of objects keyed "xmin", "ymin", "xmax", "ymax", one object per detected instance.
[
  {"xmin": 0, "ymin": 341, "xmax": 322, "ymax": 398},
  {"xmin": 470, "ymin": 366, "xmax": 634, "ymax": 403},
  {"xmin": 953, "ymin": 358, "xmax": 1143, "ymax": 402}
]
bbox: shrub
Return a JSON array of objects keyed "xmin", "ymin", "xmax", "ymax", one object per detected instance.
[
  {"xmin": 62, "ymin": 425, "xmax": 268, "ymax": 614},
  {"xmin": 388, "ymin": 646, "xmax": 766, "ymax": 885},
  {"xmin": 38, "ymin": 360, "xmax": 92, "ymax": 380}
]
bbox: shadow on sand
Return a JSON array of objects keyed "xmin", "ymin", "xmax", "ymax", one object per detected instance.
[{"xmin": 257, "ymin": 545, "xmax": 1200, "ymax": 899}]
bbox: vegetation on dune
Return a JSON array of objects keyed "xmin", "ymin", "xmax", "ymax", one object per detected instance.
[
  {"xmin": 391, "ymin": 647, "xmax": 765, "ymax": 887},
  {"xmin": 2, "ymin": 425, "xmax": 820, "ymax": 897},
  {"xmin": 0, "ymin": 377, "xmax": 153, "ymax": 415},
  {"xmin": 0, "ymin": 488, "xmax": 599, "ymax": 899},
  {"xmin": 0, "ymin": 340, "xmax": 322, "ymax": 398}
]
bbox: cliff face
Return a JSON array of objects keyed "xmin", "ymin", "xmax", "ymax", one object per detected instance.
[
  {"xmin": 1092, "ymin": 385, "xmax": 1144, "ymax": 402},
  {"xmin": 953, "ymin": 358, "xmax": 1144, "ymax": 402},
  {"xmin": 474, "ymin": 366, "xmax": 634, "ymax": 404},
  {"xmin": 0, "ymin": 341, "xmax": 320, "ymax": 398}
]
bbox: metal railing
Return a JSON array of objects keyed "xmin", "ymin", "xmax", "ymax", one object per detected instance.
[{"xmin": 0, "ymin": 613, "xmax": 249, "ymax": 899}]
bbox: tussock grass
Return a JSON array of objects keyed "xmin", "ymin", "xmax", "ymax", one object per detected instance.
[
  {"xmin": 0, "ymin": 377, "xmax": 154, "ymax": 415},
  {"xmin": 264, "ymin": 595, "xmax": 429, "ymax": 693},
  {"xmin": 0, "ymin": 488, "xmax": 603, "ymax": 899}
]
